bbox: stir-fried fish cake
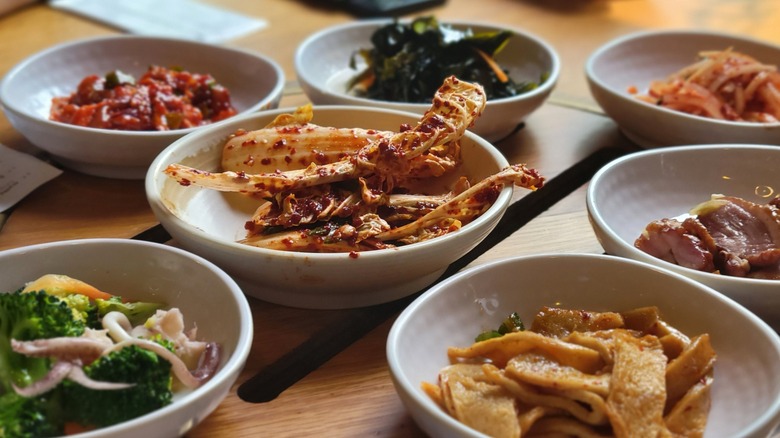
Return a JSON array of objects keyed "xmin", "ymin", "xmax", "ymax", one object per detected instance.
[{"xmin": 424, "ymin": 306, "xmax": 715, "ymax": 438}]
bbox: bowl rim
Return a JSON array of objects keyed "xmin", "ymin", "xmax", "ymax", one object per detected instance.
[
  {"xmin": 0, "ymin": 237, "xmax": 254, "ymax": 437},
  {"xmin": 0, "ymin": 34, "xmax": 286, "ymax": 139},
  {"xmin": 586, "ymin": 143, "xmax": 780, "ymax": 287},
  {"xmin": 584, "ymin": 28, "xmax": 780, "ymax": 128},
  {"xmin": 386, "ymin": 251, "xmax": 780, "ymax": 438},
  {"xmin": 294, "ymin": 18, "xmax": 561, "ymax": 109},
  {"xmin": 145, "ymin": 104, "xmax": 514, "ymax": 261}
]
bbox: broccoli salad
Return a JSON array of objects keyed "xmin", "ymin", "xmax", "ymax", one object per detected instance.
[{"xmin": 0, "ymin": 274, "xmax": 221, "ymax": 437}]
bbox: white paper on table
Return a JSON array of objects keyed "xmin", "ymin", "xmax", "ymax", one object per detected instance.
[
  {"xmin": 49, "ymin": 0, "xmax": 268, "ymax": 44},
  {"xmin": 0, "ymin": 144, "xmax": 62, "ymax": 212}
]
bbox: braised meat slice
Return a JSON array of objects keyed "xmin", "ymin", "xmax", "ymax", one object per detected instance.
[
  {"xmin": 635, "ymin": 195, "xmax": 780, "ymax": 279},
  {"xmin": 635, "ymin": 218, "xmax": 716, "ymax": 272}
]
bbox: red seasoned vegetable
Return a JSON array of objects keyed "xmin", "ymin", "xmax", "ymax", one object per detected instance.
[{"xmin": 50, "ymin": 65, "xmax": 237, "ymax": 131}]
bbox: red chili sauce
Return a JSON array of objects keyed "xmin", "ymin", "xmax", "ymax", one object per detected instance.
[{"xmin": 50, "ymin": 65, "xmax": 237, "ymax": 131}]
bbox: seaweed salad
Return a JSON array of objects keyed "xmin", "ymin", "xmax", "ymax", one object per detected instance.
[{"xmin": 348, "ymin": 16, "xmax": 545, "ymax": 103}]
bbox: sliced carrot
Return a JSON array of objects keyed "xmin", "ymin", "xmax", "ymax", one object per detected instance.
[
  {"xmin": 475, "ymin": 48, "xmax": 509, "ymax": 83},
  {"xmin": 22, "ymin": 274, "xmax": 115, "ymax": 301},
  {"xmin": 350, "ymin": 69, "xmax": 375, "ymax": 93},
  {"xmin": 63, "ymin": 421, "xmax": 95, "ymax": 435}
]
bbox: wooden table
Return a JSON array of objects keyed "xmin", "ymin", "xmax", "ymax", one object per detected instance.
[{"xmin": 1, "ymin": 1, "xmax": 778, "ymax": 436}]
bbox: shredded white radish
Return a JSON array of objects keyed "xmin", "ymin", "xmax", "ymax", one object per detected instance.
[{"xmin": 636, "ymin": 48, "xmax": 780, "ymax": 122}]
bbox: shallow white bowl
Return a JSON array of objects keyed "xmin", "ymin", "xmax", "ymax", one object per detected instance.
[
  {"xmin": 587, "ymin": 144, "xmax": 780, "ymax": 324},
  {"xmin": 295, "ymin": 19, "xmax": 559, "ymax": 143},
  {"xmin": 387, "ymin": 253, "xmax": 780, "ymax": 438},
  {"xmin": 0, "ymin": 35, "xmax": 285, "ymax": 179},
  {"xmin": 146, "ymin": 106, "xmax": 513, "ymax": 309},
  {"xmin": 586, "ymin": 30, "xmax": 780, "ymax": 148},
  {"xmin": 0, "ymin": 238, "xmax": 253, "ymax": 437}
]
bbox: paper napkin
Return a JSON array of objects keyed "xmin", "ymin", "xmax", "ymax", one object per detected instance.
[
  {"xmin": 50, "ymin": 0, "xmax": 267, "ymax": 43},
  {"xmin": 0, "ymin": 144, "xmax": 62, "ymax": 212}
]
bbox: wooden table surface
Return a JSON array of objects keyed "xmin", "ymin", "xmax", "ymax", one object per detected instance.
[{"xmin": 1, "ymin": 1, "xmax": 778, "ymax": 436}]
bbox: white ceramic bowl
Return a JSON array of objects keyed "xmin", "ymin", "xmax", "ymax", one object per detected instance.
[
  {"xmin": 587, "ymin": 144, "xmax": 780, "ymax": 324},
  {"xmin": 0, "ymin": 35, "xmax": 285, "ymax": 179},
  {"xmin": 0, "ymin": 238, "xmax": 253, "ymax": 437},
  {"xmin": 294, "ymin": 19, "xmax": 559, "ymax": 143},
  {"xmin": 586, "ymin": 30, "xmax": 780, "ymax": 148},
  {"xmin": 146, "ymin": 106, "xmax": 514, "ymax": 309},
  {"xmin": 387, "ymin": 253, "xmax": 780, "ymax": 438}
]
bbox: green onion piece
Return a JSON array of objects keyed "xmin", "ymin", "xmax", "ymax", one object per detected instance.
[
  {"xmin": 475, "ymin": 330, "xmax": 502, "ymax": 342},
  {"xmin": 104, "ymin": 70, "xmax": 135, "ymax": 89}
]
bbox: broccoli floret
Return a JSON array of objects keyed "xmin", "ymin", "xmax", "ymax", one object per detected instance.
[
  {"xmin": 63, "ymin": 345, "xmax": 173, "ymax": 428},
  {"xmin": 95, "ymin": 297, "xmax": 165, "ymax": 327},
  {"xmin": 2, "ymin": 288, "xmax": 175, "ymax": 432},
  {"xmin": 56, "ymin": 293, "xmax": 103, "ymax": 329},
  {"xmin": 0, "ymin": 390, "xmax": 64, "ymax": 438},
  {"xmin": 0, "ymin": 291, "xmax": 85, "ymax": 393},
  {"xmin": 475, "ymin": 312, "xmax": 525, "ymax": 342}
]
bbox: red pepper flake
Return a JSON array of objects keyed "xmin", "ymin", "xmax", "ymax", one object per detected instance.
[{"xmin": 279, "ymin": 126, "xmax": 302, "ymax": 134}]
